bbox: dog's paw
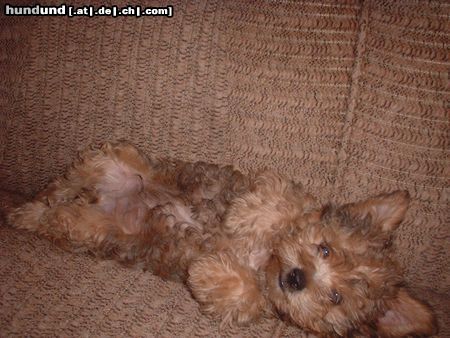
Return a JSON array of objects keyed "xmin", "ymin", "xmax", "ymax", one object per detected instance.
[{"xmin": 187, "ymin": 252, "xmax": 266, "ymax": 327}]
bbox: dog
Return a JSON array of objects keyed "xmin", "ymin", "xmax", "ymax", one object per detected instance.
[{"xmin": 8, "ymin": 141, "xmax": 436, "ymax": 337}]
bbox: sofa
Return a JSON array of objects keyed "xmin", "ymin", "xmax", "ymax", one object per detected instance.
[{"xmin": 1, "ymin": 0, "xmax": 448, "ymax": 336}]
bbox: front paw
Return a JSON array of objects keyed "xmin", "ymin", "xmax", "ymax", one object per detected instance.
[{"xmin": 187, "ymin": 252, "xmax": 266, "ymax": 327}]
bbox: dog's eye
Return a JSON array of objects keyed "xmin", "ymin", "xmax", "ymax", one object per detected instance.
[
  {"xmin": 330, "ymin": 289, "xmax": 342, "ymax": 305},
  {"xmin": 318, "ymin": 243, "xmax": 330, "ymax": 258}
]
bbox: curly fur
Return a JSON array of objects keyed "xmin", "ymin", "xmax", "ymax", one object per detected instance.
[{"xmin": 8, "ymin": 141, "xmax": 436, "ymax": 337}]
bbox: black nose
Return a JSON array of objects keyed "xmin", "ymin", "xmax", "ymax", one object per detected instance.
[{"xmin": 287, "ymin": 268, "xmax": 306, "ymax": 291}]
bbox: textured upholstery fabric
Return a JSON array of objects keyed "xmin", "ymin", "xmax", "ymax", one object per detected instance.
[{"xmin": 0, "ymin": 0, "xmax": 448, "ymax": 336}]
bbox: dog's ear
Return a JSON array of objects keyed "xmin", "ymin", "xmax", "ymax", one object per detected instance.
[
  {"xmin": 339, "ymin": 191, "xmax": 410, "ymax": 233},
  {"xmin": 376, "ymin": 288, "xmax": 436, "ymax": 337}
]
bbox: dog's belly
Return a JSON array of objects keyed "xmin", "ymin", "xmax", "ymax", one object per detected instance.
[
  {"xmin": 98, "ymin": 188, "xmax": 202, "ymax": 236},
  {"xmin": 83, "ymin": 157, "xmax": 251, "ymax": 278},
  {"xmin": 90, "ymin": 155, "xmax": 208, "ymax": 237}
]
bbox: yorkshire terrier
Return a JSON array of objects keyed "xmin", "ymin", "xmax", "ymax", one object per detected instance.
[{"xmin": 8, "ymin": 141, "xmax": 436, "ymax": 337}]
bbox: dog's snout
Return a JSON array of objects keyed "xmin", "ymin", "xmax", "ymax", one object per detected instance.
[{"xmin": 287, "ymin": 268, "xmax": 306, "ymax": 291}]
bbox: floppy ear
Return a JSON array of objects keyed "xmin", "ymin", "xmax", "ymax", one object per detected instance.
[
  {"xmin": 377, "ymin": 288, "xmax": 436, "ymax": 337},
  {"xmin": 340, "ymin": 190, "xmax": 410, "ymax": 233}
]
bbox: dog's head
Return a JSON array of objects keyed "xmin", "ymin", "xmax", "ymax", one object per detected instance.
[{"xmin": 265, "ymin": 191, "xmax": 436, "ymax": 337}]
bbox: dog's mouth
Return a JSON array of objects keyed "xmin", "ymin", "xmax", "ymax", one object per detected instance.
[{"xmin": 275, "ymin": 307, "xmax": 293, "ymax": 323}]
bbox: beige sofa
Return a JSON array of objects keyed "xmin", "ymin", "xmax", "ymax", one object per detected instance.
[{"xmin": 1, "ymin": 1, "xmax": 448, "ymax": 336}]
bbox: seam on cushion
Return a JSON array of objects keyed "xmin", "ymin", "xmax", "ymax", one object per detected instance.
[{"xmin": 332, "ymin": 0, "xmax": 370, "ymax": 196}]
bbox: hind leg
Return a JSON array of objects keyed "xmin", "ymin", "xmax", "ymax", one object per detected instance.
[
  {"xmin": 17, "ymin": 201, "xmax": 117, "ymax": 252},
  {"xmin": 8, "ymin": 141, "xmax": 155, "ymax": 242},
  {"xmin": 43, "ymin": 140, "xmax": 154, "ymax": 207}
]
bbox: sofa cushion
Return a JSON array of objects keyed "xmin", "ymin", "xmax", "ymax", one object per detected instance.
[{"xmin": 0, "ymin": 0, "xmax": 447, "ymax": 336}]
